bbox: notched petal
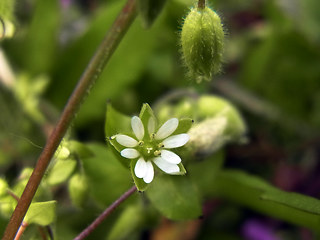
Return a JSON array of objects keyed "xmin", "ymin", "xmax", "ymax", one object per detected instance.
[
  {"xmin": 153, "ymin": 157, "xmax": 180, "ymax": 174},
  {"xmin": 160, "ymin": 150, "xmax": 181, "ymax": 164},
  {"xmin": 131, "ymin": 116, "xmax": 145, "ymax": 140},
  {"xmin": 155, "ymin": 118, "xmax": 179, "ymax": 140},
  {"xmin": 135, "ymin": 158, "xmax": 147, "ymax": 178},
  {"xmin": 162, "ymin": 134, "xmax": 190, "ymax": 148},
  {"xmin": 143, "ymin": 161, "xmax": 154, "ymax": 183},
  {"xmin": 120, "ymin": 148, "xmax": 140, "ymax": 159},
  {"xmin": 116, "ymin": 134, "xmax": 138, "ymax": 147}
]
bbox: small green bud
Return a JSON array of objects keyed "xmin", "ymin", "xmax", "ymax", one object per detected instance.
[
  {"xmin": 68, "ymin": 173, "xmax": 88, "ymax": 208},
  {"xmin": 181, "ymin": 4, "xmax": 224, "ymax": 82},
  {"xmin": 197, "ymin": 95, "xmax": 247, "ymax": 140},
  {"xmin": 187, "ymin": 116, "xmax": 227, "ymax": 157}
]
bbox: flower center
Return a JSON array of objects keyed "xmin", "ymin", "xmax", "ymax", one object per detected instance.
[{"xmin": 138, "ymin": 141, "xmax": 162, "ymax": 160}]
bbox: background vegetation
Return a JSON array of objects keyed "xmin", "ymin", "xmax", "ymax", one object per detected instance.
[{"xmin": 1, "ymin": 0, "xmax": 320, "ymax": 239}]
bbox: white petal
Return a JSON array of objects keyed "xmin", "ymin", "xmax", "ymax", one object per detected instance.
[
  {"xmin": 155, "ymin": 118, "xmax": 179, "ymax": 140},
  {"xmin": 153, "ymin": 157, "xmax": 180, "ymax": 174},
  {"xmin": 162, "ymin": 134, "xmax": 190, "ymax": 148},
  {"xmin": 116, "ymin": 135, "xmax": 138, "ymax": 147},
  {"xmin": 131, "ymin": 116, "xmax": 144, "ymax": 140},
  {"xmin": 148, "ymin": 117, "xmax": 156, "ymax": 134},
  {"xmin": 134, "ymin": 157, "xmax": 147, "ymax": 178},
  {"xmin": 143, "ymin": 161, "xmax": 154, "ymax": 183},
  {"xmin": 160, "ymin": 150, "xmax": 181, "ymax": 164},
  {"xmin": 120, "ymin": 148, "xmax": 140, "ymax": 159}
]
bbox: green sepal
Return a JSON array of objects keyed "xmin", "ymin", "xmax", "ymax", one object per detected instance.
[
  {"xmin": 130, "ymin": 159, "xmax": 148, "ymax": 192},
  {"xmin": 139, "ymin": 103, "xmax": 157, "ymax": 140},
  {"xmin": 105, "ymin": 103, "xmax": 131, "ymax": 138},
  {"xmin": 138, "ymin": 0, "xmax": 167, "ymax": 28},
  {"xmin": 177, "ymin": 162, "xmax": 187, "ymax": 175},
  {"xmin": 146, "ymin": 175, "xmax": 202, "ymax": 220},
  {"xmin": 24, "ymin": 201, "xmax": 57, "ymax": 226},
  {"xmin": 105, "ymin": 103, "xmax": 133, "ymax": 167},
  {"xmin": 173, "ymin": 118, "xmax": 194, "ymax": 135}
]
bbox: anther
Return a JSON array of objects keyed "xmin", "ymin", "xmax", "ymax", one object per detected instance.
[{"xmin": 154, "ymin": 150, "xmax": 161, "ymax": 157}]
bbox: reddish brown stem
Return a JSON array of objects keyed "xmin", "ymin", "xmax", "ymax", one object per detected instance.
[
  {"xmin": 13, "ymin": 222, "xmax": 28, "ymax": 240},
  {"xmin": 73, "ymin": 186, "xmax": 137, "ymax": 240},
  {"xmin": 2, "ymin": 1, "xmax": 138, "ymax": 239},
  {"xmin": 198, "ymin": 0, "xmax": 206, "ymax": 9}
]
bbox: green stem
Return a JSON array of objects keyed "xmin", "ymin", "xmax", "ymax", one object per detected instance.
[{"xmin": 2, "ymin": 1, "xmax": 138, "ymax": 239}]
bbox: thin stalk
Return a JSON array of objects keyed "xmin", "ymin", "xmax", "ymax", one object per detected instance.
[
  {"xmin": 73, "ymin": 186, "xmax": 137, "ymax": 240},
  {"xmin": 2, "ymin": 1, "xmax": 138, "ymax": 239},
  {"xmin": 198, "ymin": 0, "xmax": 206, "ymax": 9},
  {"xmin": 13, "ymin": 222, "xmax": 28, "ymax": 240}
]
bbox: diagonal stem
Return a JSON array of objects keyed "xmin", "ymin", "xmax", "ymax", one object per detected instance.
[
  {"xmin": 73, "ymin": 186, "xmax": 137, "ymax": 240},
  {"xmin": 2, "ymin": 1, "xmax": 138, "ymax": 239}
]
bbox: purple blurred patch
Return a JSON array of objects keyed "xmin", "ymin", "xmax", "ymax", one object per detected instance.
[
  {"xmin": 60, "ymin": 0, "xmax": 72, "ymax": 8},
  {"xmin": 242, "ymin": 220, "xmax": 280, "ymax": 240}
]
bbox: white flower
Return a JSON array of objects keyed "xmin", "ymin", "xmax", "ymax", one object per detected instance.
[{"xmin": 115, "ymin": 116, "xmax": 189, "ymax": 183}]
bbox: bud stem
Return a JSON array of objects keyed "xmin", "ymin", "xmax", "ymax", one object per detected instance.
[{"xmin": 198, "ymin": 0, "xmax": 206, "ymax": 9}]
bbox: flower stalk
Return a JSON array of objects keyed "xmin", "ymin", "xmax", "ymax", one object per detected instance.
[
  {"xmin": 198, "ymin": 0, "xmax": 205, "ymax": 9},
  {"xmin": 73, "ymin": 186, "xmax": 137, "ymax": 240},
  {"xmin": 2, "ymin": 1, "xmax": 138, "ymax": 239}
]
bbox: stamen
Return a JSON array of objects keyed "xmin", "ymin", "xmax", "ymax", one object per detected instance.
[
  {"xmin": 158, "ymin": 143, "xmax": 164, "ymax": 148},
  {"xmin": 154, "ymin": 150, "xmax": 161, "ymax": 156}
]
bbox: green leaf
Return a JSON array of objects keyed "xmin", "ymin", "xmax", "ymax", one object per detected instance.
[
  {"xmin": 138, "ymin": 0, "xmax": 167, "ymax": 28},
  {"xmin": 81, "ymin": 143, "xmax": 132, "ymax": 206},
  {"xmin": 0, "ymin": 195, "xmax": 16, "ymax": 218},
  {"xmin": 24, "ymin": 201, "xmax": 57, "ymax": 226},
  {"xmin": 0, "ymin": 0, "xmax": 15, "ymax": 20},
  {"xmin": 46, "ymin": 159, "xmax": 77, "ymax": 186},
  {"xmin": 68, "ymin": 140, "xmax": 94, "ymax": 159},
  {"xmin": 214, "ymin": 170, "xmax": 320, "ymax": 231},
  {"xmin": 0, "ymin": 179, "xmax": 8, "ymax": 196},
  {"xmin": 130, "ymin": 159, "xmax": 148, "ymax": 192},
  {"xmin": 146, "ymin": 175, "xmax": 202, "ymax": 220},
  {"xmin": 17, "ymin": 0, "xmax": 60, "ymax": 74},
  {"xmin": 261, "ymin": 189, "xmax": 320, "ymax": 215},
  {"xmin": 188, "ymin": 150, "xmax": 225, "ymax": 197},
  {"xmin": 107, "ymin": 204, "xmax": 144, "ymax": 240}
]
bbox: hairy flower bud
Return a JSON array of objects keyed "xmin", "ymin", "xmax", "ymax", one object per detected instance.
[{"xmin": 181, "ymin": 4, "xmax": 224, "ymax": 82}]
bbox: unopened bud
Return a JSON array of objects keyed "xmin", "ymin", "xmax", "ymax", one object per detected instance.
[
  {"xmin": 187, "ymin": 117, "xmax": 228, "ymax": 157},
  {"xmin": 181, "ymin": 4, "xmax": 224, "ymax": 82}
]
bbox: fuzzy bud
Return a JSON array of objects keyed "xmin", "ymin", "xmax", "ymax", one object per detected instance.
[{"xmin": 181, "ymin": 4, "xmax": 224, "ymax": 82}]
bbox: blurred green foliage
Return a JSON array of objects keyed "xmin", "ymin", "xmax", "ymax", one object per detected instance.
[{"xmin": 1, "ymin": 0, "xmax": 320, "ymax": 239}]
